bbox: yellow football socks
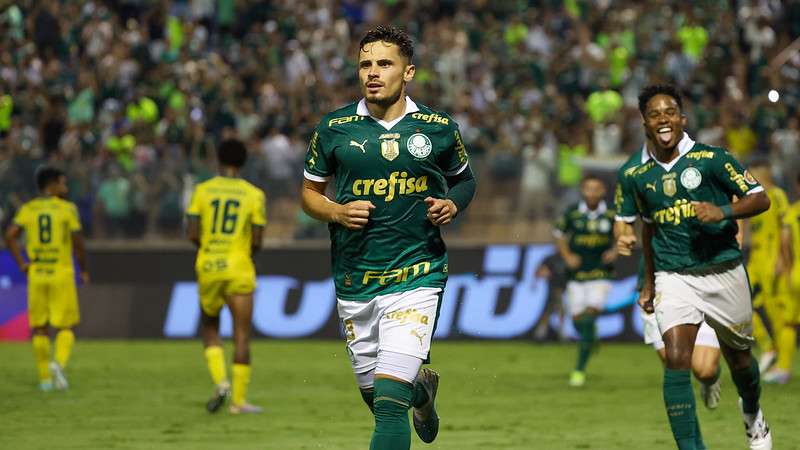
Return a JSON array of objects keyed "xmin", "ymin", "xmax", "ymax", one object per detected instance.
[
  {"xmin": 204, "ymin": 346, "xmax": 228, "ymax": 386},
  {"xmin": 775, "ymin": 326, "xmax": 797, "ymax": 371},
  {"xmin": 32, "ymin": 335, "xmax": 51, "ymax": 382},
  {"xmin": 54, "ymin": 329, "xmax": 75, "ymax": 368},
  {"xmin": 232, "ymin": 364, "xmax": 251, "ymax": 406}
]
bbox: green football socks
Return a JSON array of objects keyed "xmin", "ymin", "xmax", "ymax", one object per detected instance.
[
  {"xmin": 575, "ymin": 315, "xmax": 596, "ymax": 372},
  {"xmin": 370, "ymin": 378, "xmax": 412, "ymax": 450},
  {"xmin": 360, "ymin": 387, "xmax": 375, "ymax": 413},
  {"xmin": 664, "ymin": 369, "xmax": 702, "ymax": 450},
  {"xmin": 731, "ymin": 355, "xmax": 761, "ymax": 414}
]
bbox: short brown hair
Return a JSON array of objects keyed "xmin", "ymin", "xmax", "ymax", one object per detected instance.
[{"xmin": 359, "ymin": 25, "xmax": 414, "ymax": 61}]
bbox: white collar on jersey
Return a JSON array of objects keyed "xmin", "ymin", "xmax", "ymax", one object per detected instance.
[
  {"xmin": 650, "ymin": 132, "xmax": 696, "ymax": 172},
  {"xmin": 578, "ymin": 200, "xmax": 608, "ymax": 219},
  {"xmin": 640, "ymin": 143, "xmax": 651, "ymax": 163},
  {"xmin": 356, "ymin": 96, "xmax": 419, "ymax": 131}
]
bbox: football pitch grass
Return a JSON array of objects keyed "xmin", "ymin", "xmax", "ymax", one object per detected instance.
[{"xmin": 1, "ymin": 340, "xmax": 799, "ymax": 450}]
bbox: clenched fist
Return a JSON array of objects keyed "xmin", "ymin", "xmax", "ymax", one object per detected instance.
[
  {"xmin": 335, "ymin": 200, "xmax": 376, "ymax": 230},
  {"xmin": 425, "ymin": 197, "xmax": 458, "ymax": 226}
]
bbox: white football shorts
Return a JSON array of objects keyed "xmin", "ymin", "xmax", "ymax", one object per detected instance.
[
  {"xmin": 654, "ymin": 264, "xmax": 754, "ymax": 350},
  {"xmin": 338, "ymin": 286, "xmax": 441, "ymax": 376},
  {"xmin": 642, "ymin": 310, "xmax": 719, "ymax": 351},
  {"xmin": 565, "ymin": 280, "xmax": 611, "ymax": 316}
]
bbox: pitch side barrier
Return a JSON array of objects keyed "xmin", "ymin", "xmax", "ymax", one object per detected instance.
[{"xmin": 0, "ymin": 246, "xmax": 644, "ymax": 340}]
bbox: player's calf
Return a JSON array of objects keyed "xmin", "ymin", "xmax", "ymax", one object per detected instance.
[{"xmin": 371, "ymin": 377, "xmax": 412, "ymax": 450}]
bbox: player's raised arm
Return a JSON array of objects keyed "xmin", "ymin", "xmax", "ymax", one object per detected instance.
[{"xmin": 4, "ymin": 223, "xmax": 28, "ymax": 273}]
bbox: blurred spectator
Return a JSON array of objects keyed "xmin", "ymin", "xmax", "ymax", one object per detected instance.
[{"xmin": 0, "ymin": 0, "xmax": 797, "ymax": 242}]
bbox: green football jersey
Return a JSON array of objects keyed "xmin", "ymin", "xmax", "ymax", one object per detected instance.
[
  {"xmin": 555, "ymin": 202, "xmax": 616, "ymax": 281},
  {"xmin": 618, "ymin": 134, "xmax": 764, "ymax": 273},
  {"xmin": 304, "ymin": 98, "xmax": 469, "ymax": 301},
  {"xmin": 614, "ymin": 146, "xmax": 649, "ymax": 289}
]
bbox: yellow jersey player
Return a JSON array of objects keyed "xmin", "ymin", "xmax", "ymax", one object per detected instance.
[
  {"xmin": 186, "ymin": 139, "xmax": 266, "ymax": 414},
  {"xmin": 763, "ymin": 172, "xmax": 800, "ymax": 384},
  {"xmin": 746, "ymin": 160, "xmax": 789, "ymax": 373},
  {"xmin": 4, "ymin": 167, "xmax": 89, "ymax": 391}
]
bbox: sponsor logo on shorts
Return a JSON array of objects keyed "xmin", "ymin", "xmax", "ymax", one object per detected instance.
[
  {"xmin": 411, "ymin": 329, "xmax": 427, "ymax": 347},
  {"xmin": 384, "ymin": 308, "xmax": 430, "ymax": 326},
  {"xmin": 362, "ymin": 261, "xmax": 431, "ymax": 286}
]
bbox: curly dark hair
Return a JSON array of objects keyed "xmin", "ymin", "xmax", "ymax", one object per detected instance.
[
  {"xmin": 638, "ymin": 84, "xmax": 683, "ymax": 115},
  {"xmin": 217, "ymin": 138, "xmax": 248, "ymax": 168},
  {"xmin": 359, "ymin": 25, "xmax": 414, "ymax": 61}
]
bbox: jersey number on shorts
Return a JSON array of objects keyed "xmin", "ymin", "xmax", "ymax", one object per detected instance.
[
  {"xmin": 209, "ymin": 199, "xmax": 240, "ymax": 235},
  {"xmin": 38, "ymin": 214, "xmax": 52, "ymax": 243}
]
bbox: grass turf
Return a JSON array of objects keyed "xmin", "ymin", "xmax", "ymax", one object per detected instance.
[{"xmin": 0, "ymin": 340, "xmax": 798, "ymax": 449}]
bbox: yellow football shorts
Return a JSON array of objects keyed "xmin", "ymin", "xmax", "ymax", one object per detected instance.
[
  {"xmin": 27, "ymin": 278, "xmax": 80, "ymax": 328},
  {"xmin": 198, "ymin": 276, "xmax": 256, "ymax": 317}
]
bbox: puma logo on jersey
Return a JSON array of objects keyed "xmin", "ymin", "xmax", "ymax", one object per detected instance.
[
  {"xmin": 349, "ymin": 139, "xmax": 367, "ymax": 153},
  {"xmin": 646, "ymin": 182, "xmax": 657, "ymax": 192}
]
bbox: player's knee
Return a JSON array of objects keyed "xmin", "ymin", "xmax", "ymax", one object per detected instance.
[
  {"xmin": 665, "ymin": 347, "xmax": 692, "ymax": 369},
  {"xmin": 692, "ymin": 364, "xmax": 718, "ymax": 382}
]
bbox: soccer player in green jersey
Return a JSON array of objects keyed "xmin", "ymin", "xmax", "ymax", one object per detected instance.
[
  {"xmin": 301, "ymin": 26, "xmax": 476, "ymax": 450},
  {"xmin": 554, "ymin": 175, "xmax": 617, "ymax": 387},
  {"xmin": 618, "ymin": 85, "xmax": 772, "ymax": 450},
  {"xmin": 615, "ymin": 145, "xmax": 723, "ymax": 409}
]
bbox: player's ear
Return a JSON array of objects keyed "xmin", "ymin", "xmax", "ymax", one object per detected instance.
[
  {"xmin": 680, "ymin": 114, "xmax": 688, "ymax": 128},
  {"xmin": 404, "ymin": 63, "xmax": 415, "ymax": 82}
]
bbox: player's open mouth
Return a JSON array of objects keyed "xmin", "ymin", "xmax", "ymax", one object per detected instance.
[
  {"xmin": 367, "ymin": 82, "xmax": 382, "ymax": 89},
  {"xmin": 656, "ymin": 127, "xmax": 674, "ymax": 146}
]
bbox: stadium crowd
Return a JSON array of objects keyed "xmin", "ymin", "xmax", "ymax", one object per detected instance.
[{"xmin": 1, "ymin": 0, "xmax": 799, "ymax": 242}]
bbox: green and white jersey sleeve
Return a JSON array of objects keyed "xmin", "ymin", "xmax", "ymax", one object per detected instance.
[
  {"xmin": 615, "ymin": 146, "xmax": 649, "ymax": 223},
  {"xmin": 303, "ymin": 98, "xmax": 469, "ymax": 301}
]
